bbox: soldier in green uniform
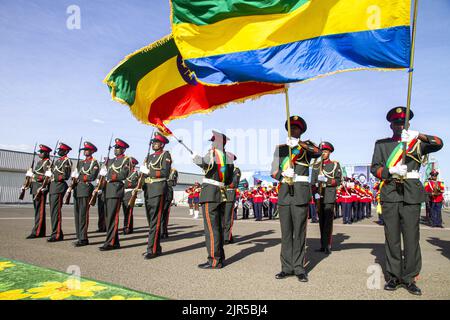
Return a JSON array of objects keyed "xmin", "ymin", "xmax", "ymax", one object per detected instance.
[
  {"xmin": 270, "ymin": 116, "xmax": 322, "ymax": 282},
  {"xmin": 73, "ymin": 142, "xmax": 99, "ymax": 247},
  {"xmin": 140, "ymin": 133, "xmax": 172, "ymax": 259},
  {"xmin": 122, "ymin": 157, "xmax": 139, "ymax": 235},
  {"xmin": 193, "ymin": 130, "xmax": 234, "ymax": 269},
  {"xmin": 311, "ymin": 141, "xmax": 341, "ymax": 254},
  {"xmin": 47, "ymin": 143, "xmax": 73, "ymax": 242},
  {"xmin": 100, "ymin": 138, "xmax": 131, "ymax": 251},
  {"xmin": 223, "ymin": 153, "xmax": 240, "ymax": 244},
  {"xmin": 370, "ymin": 106, "xmax": 443, "ymax": 295},
  {"xmin": 161, "ymin": 168, "xmax": 178, "ymax": 239},
  {"xmin": 26, "ymin": 144, "xmax": 52, "ymax": 239}
]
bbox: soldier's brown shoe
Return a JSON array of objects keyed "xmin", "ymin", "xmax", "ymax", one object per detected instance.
[{"xmin": 99, "ymin": 244, "xmax": 120, "ymax": 251}]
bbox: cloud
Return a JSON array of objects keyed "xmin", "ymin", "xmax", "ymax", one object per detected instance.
[
  {"xmin": 0, "ymin": 144, "xmax": 33, "ymax": 152},
  {"xmin": 92, "ymin": 119, "xmax": 105, "ymax": 124}
]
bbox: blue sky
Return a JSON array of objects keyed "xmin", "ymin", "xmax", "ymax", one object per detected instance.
[{"xmin": 0, "ymin": 0, "xmax": 449, "ymax": 181}]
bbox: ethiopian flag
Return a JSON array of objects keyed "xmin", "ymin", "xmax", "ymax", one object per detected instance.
[
  {"xmin": 104, "ymin": 35, "xmax": 284, "ymax": 134},
  {"xmin": 171, "ymin": 0, "xmax": 412, "ymax": 85}
]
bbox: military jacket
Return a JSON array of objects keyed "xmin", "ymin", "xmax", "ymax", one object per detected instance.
[
  {"xmin": 31, "ymin": 158, "xmax": 50, "ymax": 195},
  {"xmin": 75, "ymin": 157, "xmax": 99, "ymax": 198},
  {"xmin": 271, "ymin": 142, "xmax": 322, "ymax": 205},
  {"xmin": 142, "ymin": 150, "xmax": 172, "ymax": 198},
  {"xmin": 49, "ymin": 156, "xmax": 72, "ymax": 194},
  {"xmin": 105, "ymin": 155, "xmax": 131, "ymax": 199},
  {"xmin": 311, "ymin": 160, "xmax": 342, "ymax": 204},
  {"xmin": 370, "ymin": 135, "xmax": 443, "ymax": 204}
]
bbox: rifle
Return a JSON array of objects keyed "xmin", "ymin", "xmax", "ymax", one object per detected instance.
[
  {"xmin": 34, "ymin": 140, "xmax": 59, "ymax": 201},
  {"xmin": 128, "ymin": 133, "xmax": 153, "ymax": 208},
  {"xmin": 64, "ymin": 137, "xmax": 83, "ymax": 204},
  {"xmin": 19, "ymin": 143, "xmax": 37, "ymax": 200},
  {"xmin": 89, "ymin": 134, "xmax": 113, "ymax": 207},
  {"xmin": 315, "ymin": 158, "xmax": 325, "ymax": 215}
]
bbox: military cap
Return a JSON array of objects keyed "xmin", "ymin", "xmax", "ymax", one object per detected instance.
[
  {"xmin": 285, "ymin": 115, "xmax": 307, "ymax": 134},
  {"xmin": 80, "ymin": 141, "xmax": 97, "ymax": 152},
  {"xmin": 38, "ymin": 144, "xmax": 52, "ymax": 153},
  {"xmin": 114, "ymin": 138, "xmax": 129, "ymax": 149},
  {"xmin": 209, "ymin": 130, "xmax": 230, "ymax": 144},
  {"xmin": 151, "ymin": 132, "xmax": 169, "ymax": 144},
  {"xmin": 57, "ymin": 143, "xmax": 72, "ymax": 152},
  {"xmin": 430, "ymin": 169, "xmax": 439, "ymax": 177},
  {"xmin": 386, "ymin": 106, "xmax": 414, "ymax": 123},
  {"xmin": 130, "ymin": 157, "xmax": 139, "ymax": 165},
  {"xmin": 319, "ymin": 141, "xmax": 334, "ymax": 152}
]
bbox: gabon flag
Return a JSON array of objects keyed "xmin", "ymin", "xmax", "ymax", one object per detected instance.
[{"xmin": 104, "ymin": 35, "xmax": 284, "ymax": 134}]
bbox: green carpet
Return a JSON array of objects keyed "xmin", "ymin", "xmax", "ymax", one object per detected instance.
[{"xmin": 0, "ymin": 257, "xmax": 166, "ymax": 300}]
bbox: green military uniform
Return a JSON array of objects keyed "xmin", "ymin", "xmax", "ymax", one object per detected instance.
[
  {"xmin": 223, "ymin": 162, "xmax": 241, "ymax": 244},
  {"xmin": 48, "ymin": 153, "xmax": 72, "ymax": 241},
  {"xmin": 195, "ymin": 131, "xmax": 234, "ymax": 269},
  {"xmin": 161, "ymin": 168, "xmax": 178, "ymax": 238},
  {"xmin": 311, "ymin": 142, "xmax": 341, "ymax": 253},
  {"xmin": 271, "ymin": 116, "xmax": 322, "ymax": 279},
  {"xmin": 142, "ymin": 149, "xmax": 172, "ymax": 256},
  {"xmin": 370, "ymin": 107, "xmax": 443, "ymax": 294},
  {"xmin": 29, "ymin": 154, "xmax": 51, "ymax": 238},
  {"xmin": 103, "ymin": 153, "xmax": 130, "ymax": 249},
  {"xmin": 122, "ymin": 168, "xmax": 139, "ymax": 234},
  {"xmin": 74, "ymin": 156, "xmax": 99, "ymax": 244}
]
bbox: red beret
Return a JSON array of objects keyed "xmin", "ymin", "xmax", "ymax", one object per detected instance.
[{"xmin": 130, "ymin": 157, "xmax": 139, "ymax": 165}]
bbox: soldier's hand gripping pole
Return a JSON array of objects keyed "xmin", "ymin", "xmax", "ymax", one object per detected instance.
[
  {"xmin": 89, "ymin": 134, "xmax": 113, "ymax": 207},
  {"xmin": 34, "ymin": 140, "xmax": 59, "ymax": 201},
  {"xmin": 64, "ymin": 136, "xmax": 83, "ymax": 204}
]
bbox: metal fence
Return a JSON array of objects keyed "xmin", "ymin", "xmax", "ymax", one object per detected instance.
[{"xmin": 0, "ymin": 149, "xmax": 203, "ymax": 204}]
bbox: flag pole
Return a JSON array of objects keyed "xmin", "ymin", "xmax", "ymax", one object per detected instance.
[
  {"xmin": 284, "ymin": 85, "xmax": 295, "ymax": 195},
  {"xmin": 402, "ymin": 0, "xmax": 419, "ymax": 164}
]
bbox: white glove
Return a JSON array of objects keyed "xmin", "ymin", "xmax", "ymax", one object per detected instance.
[
  {"xmin": 99, "ymin": 167, "xmax": 108, "ymax": 177},
  {"xmin": 98, "ymin": 190, "xmax": 103, "ymax": 195},
  {"xmin": 401, "ymin": 129, "xmax": 419, "ymax": 142},
  {"xmin": 45, "ymin": 170, "xmax": 52, "ymax": 178},
  {"xmin": 314, "ymin": 193, "xmax": 321, "ymax": 200},
  {"xmin": 318, "ymin": 175, "xmax": 327, "ymax": 182},
  {"xmin": 286, "ymin": 137, "xmax": 300, "ymax": 148},
  {"xmin": 389, "ymin": 164, "xmax": 407, "ymax": 177},
  {"xmin": 26, "ymin": 169, "xmax": 33, "ymax": 177},
  {"xmin": 191, "ymin": 152, "xmax": 202, "ymax": 164},
  {"xmin": 71, "ymin": 170, "xmax": 79, "ymax": 179},
  {"xmin": 348, "ymin": 182, "xmax": 355, "ymax": 189},
  {"xmin": 139, "ymin": 166, "xmax": 150, "ymax": 175},
  {"xmin": 281, "ymin": 168, "xmax": 295, "ymax": 178}
]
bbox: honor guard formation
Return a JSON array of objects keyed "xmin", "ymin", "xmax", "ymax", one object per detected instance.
[{"xmin": 19, "ymin": 106, "xmax": 444, "ymax": 296}]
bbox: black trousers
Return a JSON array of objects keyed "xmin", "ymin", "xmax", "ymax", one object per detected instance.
[
  {"xmin": 161, "ymin": 189, "xmax": 173, "ymax": 236},
  {"xmin": 268, "ymin": 202, "xmax": 277, "ymax": 219},
  {"xmin": 382, "ymin": 202, "xmax": 422, "ymax": 284},
  {"xmin": 223, "ymin": 201, "xmax": 235, "ymax": 241},
  {"xmin": 104, "ymin": 197, "xmax": 122, "ymax": 247},
  {"xmin": 202, "ymin": 201, "xmax": 226, "ymax": 267},
  {"xmin": 31, "ymin": 192, "xmax": 47, "ymax": 237},
  {"xmin": 122, "ymin": 195, "xmax": 134, "ymax": 233},
  {"xmin": 74, "ymin": 196, "xmax": 90, "ymax": 241},
  {"xmin": 279, "ymin": 204, "xmax": 308, "ymax": 275},
  {"xmin": 145, "ymin": 194, "xmax": 165, "ymax": 254},
  {"xmin": 97, "ymin": 193, "xmax": 106, "ymax": 232},
  {"xmin": 49, "ymin": 193, "xmax": 64, "ymax": 240},
  {"xmin": 366, "ymin": 202, "xmax": 372, "ymax": 217},
  {"xmin": 318, "ymin": 202, "xmax": 335, "ymax": 250}
]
